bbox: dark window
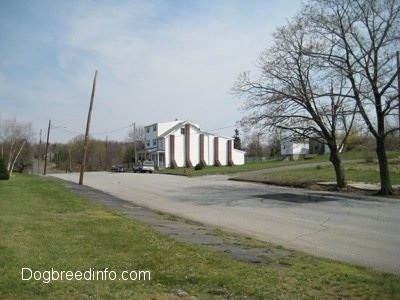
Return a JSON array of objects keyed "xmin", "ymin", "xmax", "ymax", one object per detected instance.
[{"xmin": 181, "ymin": 128, "xmax": 185, "ymax": 134}]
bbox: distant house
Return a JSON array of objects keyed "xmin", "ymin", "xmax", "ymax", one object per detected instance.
[
  {"xmin": 281, "ymin": 137, "xmax": 326, "ymax": 160},
  {"xmin": 140, "ymin": 120, "xmax": 245, "ymax": 168}
]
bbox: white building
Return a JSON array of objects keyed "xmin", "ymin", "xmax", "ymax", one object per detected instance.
[
  {"xmin": 141, "ymin": 120, "xmax": 245, "ymax": 168},
  {"xmin": 280, "ymin": 137, "xmax": 327, "ymax": 160}
]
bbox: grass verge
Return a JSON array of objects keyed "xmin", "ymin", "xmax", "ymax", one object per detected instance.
[
  {"xmin": 258, "ymin": 160, "xmax": 400, "ymax": 191},
  {"xmin": 158, "ymin": 155, "xmax": 331, "ymax": 177},
  {"xmin": 158, "ymin": 151, "xmax": 400, "ymax": 178},
  {"xmin": 1, "ymin": 174, "xmax": 399, "ymax": 299}
]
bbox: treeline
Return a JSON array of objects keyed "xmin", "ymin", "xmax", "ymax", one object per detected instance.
[
  {"xmin": 43, "ymin": 136, "xmax": 144, "ymax": 172},
  {"xmin": 243, "ymin": 129, "xmax": 400, "ymax": 161}
]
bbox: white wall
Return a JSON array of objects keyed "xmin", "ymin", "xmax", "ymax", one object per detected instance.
[
  {"xmin": 158, "ymin": 123, "xmax": 245, "ymax": 167},
  {"xmin": 204, "ymin": 134, "xmax": 214, "ymax": 166},
  {"xmin": 157, "ymin": 121, "xmax": 180, "ymax": 136},
  {"xmin": 218, "ymin": 137, "xmax": 228, "ymax": 165},
  {"xmin": 175, "ymin": 132, "xmax": 185, "ymax": 167},
  {"xmin": 233, "ymin": 149, "xmax": 245, "ymax": 165},
  {"xmin": 281, "ymin": 140, "xmax": 309, "ymax": 155},
  {"xmin": 190, "ymin": 125, "xmax": 200, "ymax": 166},
  {"xmin": 293, "ymin": 142, "xmax": 309, "ymax": 155},
  {"xmin": 164, "ymin": 136, "xmax": 170, "ymax": 167},
  {"xmin": 281, "ymin": 140, "xmax": 293, "ymax": 156}
]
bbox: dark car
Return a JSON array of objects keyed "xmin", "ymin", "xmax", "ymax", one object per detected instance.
[{"xmin": 111, "ymin": 165, "xmax": 125, "ymax": 172}]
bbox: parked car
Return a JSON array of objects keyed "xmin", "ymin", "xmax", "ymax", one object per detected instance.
[
  {"xmin": 133, "ymin": 160, "xmax": 154, "ymax": 173},
  {"xmin": 111, "ymin": 165, "xmax": 125, "ymax": 172}
]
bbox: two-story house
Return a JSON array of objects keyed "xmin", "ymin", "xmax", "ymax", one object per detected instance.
[{"xmin": 141, "ymin": 120, "xmax": 245, "ymax": 168}]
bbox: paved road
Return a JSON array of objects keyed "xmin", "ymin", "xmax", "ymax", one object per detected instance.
[{"xmin": 51, "ymin": 172, "xmax": 400, "ymax": 274}]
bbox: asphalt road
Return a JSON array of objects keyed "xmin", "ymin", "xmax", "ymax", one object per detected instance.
[{"xmin": 51, "ymin": 172, "xmax": 400, "ymax": 274}]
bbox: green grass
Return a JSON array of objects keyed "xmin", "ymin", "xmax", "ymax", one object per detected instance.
[
  {"xmin": 159, "ymin": 155, "xmax": 330, "ymax": 176},
  {"xmin": 159, "ymin": 151, "xmax": 400, "ymax": 186},
  {"xmin": 259, "ymin": 160, "xmax": 400, "ymax": 186},
  {"xmin": 1, "ymin": 175, "xmax": 400, "ymax": 299}
]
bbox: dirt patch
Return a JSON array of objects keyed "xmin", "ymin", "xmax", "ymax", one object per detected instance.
[{"xmin": 51, "ymin": 178, "xmax": 292, "ymax": 266}]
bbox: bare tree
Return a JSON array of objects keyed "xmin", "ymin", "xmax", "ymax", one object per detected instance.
[
  {"xmin": 14, "ymin": 142, "xmax": 34, "ymax": 173},
  {"xmin": 304, "ymin": 0, "xmax": 400, "ymax": 195},
  {"xmin": 243, "ymin": 131, "xmax": 266, "ymax": 159},
  {"xmin": 234, "ymin": 17, "xmax": 357, "ymax": 188},
  {"xmin": 0, "ymin": 118, "xmax": 34, "ymax": 176},
  {"xmin": 127, "ymin": 124, "xmax": 145, "ymax": 164}
]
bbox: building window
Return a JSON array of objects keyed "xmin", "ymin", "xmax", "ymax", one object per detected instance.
[
  {"xmin": 153, "ymin": 124, "xmax": 157, "ymax": 131},
  {"xmin": 153, "ymin": 139, "xmax": 157, "ymax": 146},
  {"xmin": 146, "ymin": 127, "xmax": 150, "ymax": 133},
  {"xmin": 181, "ymin": 128, "xmax": 185, "ymax": 135},
  {"xmin": 146, "ymin": 140, "xmax": 150, "ymax": 147}
]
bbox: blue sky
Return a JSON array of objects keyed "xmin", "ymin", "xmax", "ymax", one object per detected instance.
[{"xmin": 0, "ymin": 0, "xmax": 301, "ymax": 143}]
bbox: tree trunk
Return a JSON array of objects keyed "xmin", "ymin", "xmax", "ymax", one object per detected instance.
[
  {"xmin": 328, "ymin": 144, "xmax": 346, "ymax": 188},
  {"xmin": 376, "ymin": 137, "xmax": 393, "ymax": 195},
  {"xmin": 9, "ymin": 139, "xmax": 26, "ymax": 177}
]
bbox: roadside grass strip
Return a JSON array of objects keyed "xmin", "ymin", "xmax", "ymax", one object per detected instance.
[{"xmin": 1, "ymin": 174, "xmax": 399, "ymax": 299}]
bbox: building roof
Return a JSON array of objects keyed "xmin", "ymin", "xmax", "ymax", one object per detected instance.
[
  {"xmin": 145, "ymin": 120, "xmax": 239, "ymax": 141},
  {"xmin": 146, "ymin": 120, "xmax": 201, "ymax": 138}
]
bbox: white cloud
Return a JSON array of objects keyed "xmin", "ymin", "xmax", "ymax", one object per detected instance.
[{"xmin": 1, "ymin": 0, "xmax": 301, "ymax": 142}]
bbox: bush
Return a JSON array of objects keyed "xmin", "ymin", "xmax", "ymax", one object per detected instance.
[
  {"xmin": 0, "ymin": 157, "xmax": 10, "ymax": 180},
  {"xmin": 194, "ymin": 162, "xmax": 205, "ymax": 171}
]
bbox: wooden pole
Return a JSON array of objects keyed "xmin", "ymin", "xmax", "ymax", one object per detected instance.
[
  {"xmin": 134, "ymin": 122, "xmax": 137, "ymax": 165},
  {"xmin": 397, "ymin": 51, "xmax": 400, "ymax": 138},
  {"xmin": 79, "ymin": 70, "xmax": 98, "ymax": 185},
  {"xmin": 37, "ymin": 129, "xmax": 42, "ymax": 174},
  {"xmin": 43, "ymin": 120, "xmax": 51, "ymax": 175}
]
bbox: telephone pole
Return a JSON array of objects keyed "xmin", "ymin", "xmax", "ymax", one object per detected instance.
[
  {"xmin": 79, "ymin": 70, "xmax": 98, "ymax": 185},
  {"xmin": 133, "ymin": 122, "xmax": 138, "ymax": 165},
  {"xmin": 37, "ymin": 129, "xmax": 42, "ymax": 174},
  {"xmin": 43, "ymin": 120, "xmax": 51, "ymax": 175},
  {"xmin": 397, "ymin": 51, "xmax": 400, "ymax": 138}
]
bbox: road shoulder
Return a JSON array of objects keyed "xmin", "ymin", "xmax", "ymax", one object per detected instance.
[{"xmin": 50, "ymin": 177, "xmax": 293, "ymax": 265}]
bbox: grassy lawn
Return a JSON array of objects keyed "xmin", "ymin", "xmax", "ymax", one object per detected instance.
[
  {"xmin": 259, "ymin": 160, "xmax": 400, "ymax": 186},
  {"xmin": 159, "ymin": 151, "xmax": 400, "ymax": 185},
  {"xmin": 158, "ymin": 154, "xmax": 331, "ymax": 177},
  {"xmin": 1, "ymin": 175, "xmax": 399, "ymax": 299}
]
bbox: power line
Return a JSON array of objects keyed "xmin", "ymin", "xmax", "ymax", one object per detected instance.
[
  {"xmin": 51, "ymin": 123, "xmax": 133, "ymax": 136},
  {"xmin": 91, "ymin": 124, "xmax": 133, "ymax": 135},
  {"xmin": 207, "ymin": 125, "xmax": 236, "ymax": 132}
]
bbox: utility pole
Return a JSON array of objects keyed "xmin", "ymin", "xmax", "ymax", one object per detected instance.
[
  {"xmin": 79, "ymin": 70, "xmax": 98, "ymax": 185},
  {"xmin": 133, "ymin": 122, "xmax": 137, "ymax": 165},
  {"xmin": 397, "ymin": 51, "xmax": 400, "ymax": 138},
  {"xmin": 105, "ymin": 135, "xmax": 108, "ymax": 171},
  {"xmin": 37, "ymin": 129, "xmax": 42, "ymax": 174},
  {"xmin": 44, "ymin": 120, "xmax": 51, "ymax": 175}
]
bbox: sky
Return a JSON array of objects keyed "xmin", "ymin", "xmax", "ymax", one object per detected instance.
[{"xmin": 0, "ymin": 0, "xmax": 302, "ymax": 143}]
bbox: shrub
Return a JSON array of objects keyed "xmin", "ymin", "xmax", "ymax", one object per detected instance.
[
  {"xmin": 194, "ymin": 162, "xmax": 205, "ymax": 171},
  {"xmin": 0, "ymin": 157, "xmax": 10, "ymax": 180}
]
